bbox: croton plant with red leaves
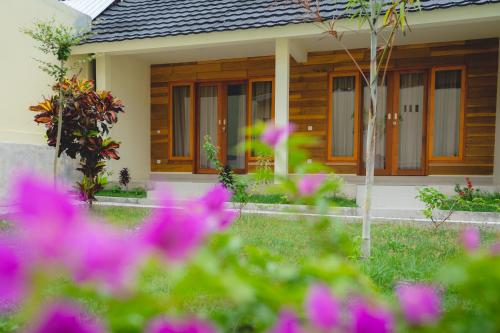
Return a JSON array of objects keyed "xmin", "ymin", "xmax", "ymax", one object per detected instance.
[{"xmin": 30, "ymin": 77, "xmax": 125, "ymax": 204}]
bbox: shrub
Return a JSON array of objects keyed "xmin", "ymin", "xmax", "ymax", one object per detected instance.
[
  {"xmin": 417, "ymin": 187, "xmax": 457, "ymax": 228},
  {"xmin": 31, "ymin": 77, "xmax": 125, "ymax": 205},
  {"xmin": 119, "ymin": 168, "xmax": 131, "ymax": 190}
]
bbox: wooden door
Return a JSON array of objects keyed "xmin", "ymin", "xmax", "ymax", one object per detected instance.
[
  {"xmin": 358, "ymin": 74, "xmax": 394, "ymax": 175},
  {"xmin": 391, "ymin": 71, "xmax": 428, "ymax": 175},
  {"xmin": 195, "ymin": 82, "xmax": 248, "ymax": 174},
  {"xmin": 358, "ymin": 71, "xmax": 428, "ymax": 176}
]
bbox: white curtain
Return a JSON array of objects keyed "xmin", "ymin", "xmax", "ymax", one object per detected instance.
[
  {"xmin": 332, "ymin": 77, "xmax": 355, "ymax": 157},
  {"xmin": 172, "ymin": 86, "xmax": 190, "ymax": 157},
  {"xmin": 252, "ymin": 81, "xmax": 272, "ymax": 124},
  {"xmin": 362, "ymin": 83, "xmax": 387, "ymax": 169},
  {"xmin": 398, "ymin": 73, "xmax": 424, "ymax": 170},
  {"xmin": 251, "ymin": 81, "xmax": 272, "ymax": 157},
  {"xmin": 433, "ymin": 70, "xmax": 462, "ymax": 157},
  {"xmin": 227, "ymin": 84, "xmax": 247, "ymax": 169},
  {"xmin": 199, "ymin": 86, "xmax": 218, "ymax": 169}
]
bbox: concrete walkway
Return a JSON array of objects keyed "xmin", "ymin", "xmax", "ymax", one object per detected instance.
[{"xmin": 93, "ymin": 199, "xmax": 500, "ymax": 226}]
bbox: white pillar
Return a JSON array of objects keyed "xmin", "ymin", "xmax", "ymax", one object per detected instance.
[
  {"xmin": 274, "ymin": 38, "xmax": 290, "ymax": 178},
  {"xmin": 494, "ymin": 38, "xmax": 500, "ymax": 187},
  {"xmin": 95, "ymin": 53, "xmax": 111, "ymax": 91}
]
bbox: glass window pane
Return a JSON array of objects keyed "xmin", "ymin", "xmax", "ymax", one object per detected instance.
[
  {"xmin": 252, "ymin": 81, "xmax": 272, "ymax": 125},
  {"xmin": 433, "ymin": 69, "xmax": 462, "ymax": 157},
  {"xmin": 198, "ymin": 85, "xmax": 219, "ymax": 169},
  {"xmin": 398, "ymin": 73, "xmax": 425, "ymax": 170},
  {"xmin": 251, "ymin": 81, "xmax": 272, "ymax": 157},
  {"xmin": 171, "ymin": 86, "xmax": 191, "ymax": 157},
  {"xmin": 227, "ymin": 84, "xmax": 247, "ymax": 169},
  {"xmin": 331, "ymin": 76, "xmax": 356, "ymax": 157}
]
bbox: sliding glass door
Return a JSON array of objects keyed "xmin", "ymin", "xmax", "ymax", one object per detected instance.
[
  {"xmin": 197, "ymin": 84, "xmax": 220, "ymax": 172},
  {"xmin": 196, "ymin": 82, "xmax": 248, "ymax": 173},
  {"xmin": 359, "ymin": 71, "xmax": 428, "ymax": 175},
  {"xmin": 395, "ymin": 72, "xmax": 427, "ymax": 175}
]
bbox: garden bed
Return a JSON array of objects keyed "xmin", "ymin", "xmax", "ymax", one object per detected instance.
[
  {"xmin": 95, "ymin": 186, "xmax": 147, "ymax": 199},
  {"xmin": 231, "ymin": 193, "xmax": 357, "ymax": 207}
]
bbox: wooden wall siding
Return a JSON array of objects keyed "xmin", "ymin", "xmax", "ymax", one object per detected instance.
[
  {"xmin": 150, "ymin": 57, "xmax": 275, "ymax": 172},
  {"xmin": 151, "ymin": 38, "xmax": 498, "ymax": 175}
]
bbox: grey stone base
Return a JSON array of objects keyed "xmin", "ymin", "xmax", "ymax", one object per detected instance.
[{"xmin": 0, "ymin": 142, "xmax": 79, "ymax": 201}]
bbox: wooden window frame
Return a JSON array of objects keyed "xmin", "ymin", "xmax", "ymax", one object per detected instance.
[
  {"xmin": 248, "ymin": 77, "xmax": 275, "ymax": 161},
  {"xmin": 327, "ymin": 72, "xmax": 361, "ymax": 162},
  {"xmin": 168, "ymin": 82, "xmax": 195, "ymax": 161},
  {"xmin": 428, "ymin": 65, "xmax": 466, "ymax": 162}
]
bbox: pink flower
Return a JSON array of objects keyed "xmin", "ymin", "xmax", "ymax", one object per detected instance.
[
  {"xmin": 200, "ymin": 184, "xmax": 231, "ymax": 212},
  {"xmin": 305, "ymin": 283, "xmax": 340, "ymax": 331},
  {"xmin": 350, "ymin": 299, "xmax": 393, "ymax": 333},
  {"xmin": 198, "ymin": 185, "xmax": 237, "ymax": 231},
  {"xmin": 146, "ymin": 317, "xmax": 217, "ymax": 333},
  {"xmin": 0, "ymin": 240, "xmax": 26, "ymax": 311},
  {"xmin": 12, "ymin": 173, "xmax": 77, "ymax": 225},
  {"xmin": 270, "ymin": 309, "xmax": 302, "ymax": 333},
  {"xmin": 396, "ymin": 283, "xmax": 441, "ymax": 326},
  {"xmin": 490, "ymin": 241, "xmax": 500, "ymax": 256},
  {"xmin": 66, "ymin": 223, "xmax": 141, "ymax": 293},
  {"xmin": 298, "ymin": 174, "xmax": 326, "ymax": 196},
  {"xmin": 261, "ymin": 123, "xmax": 295, "ymax": 148},
  {"xmin": 461, "ymin": 227, "xmax": 480, "ymax": 252},
  {"xmin": 30, "ymin": 301, "xmax": 104, "ymax": 333},
  {"xmin": 11, "ymin": 174, "xmax": 84, "ymax": 261},
  {"xmin": 141, "ymin": 195, "xmax": 209, "ymax": 261}
]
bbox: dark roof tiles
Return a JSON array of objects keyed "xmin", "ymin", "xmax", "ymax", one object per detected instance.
[{"xmin": 85, "ymin": 0, "xmax": 500, "ymax": 44}]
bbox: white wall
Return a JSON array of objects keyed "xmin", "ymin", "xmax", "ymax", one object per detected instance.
[
  {"xmin": 0, "ymin": 0, "xmax": 90, "ymax": 144},
  {"xmin": 97, "ymin": 55, "xmax": 150, "ymax": 183}
]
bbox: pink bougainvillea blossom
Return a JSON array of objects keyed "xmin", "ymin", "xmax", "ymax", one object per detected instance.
[
  {"xmin": 141, "ymin": 185, "xmax": 237, "ymax": 261},
  {"xmin": 305, "ymin": 283, "xmax": 340, "ymax": 331},
  {"xmin": 270, "ymin": 309, "xmax": 302, "ymax": 333},
  {"xmin": 141, "ymin": 194, "xmax": 210, "ymax": 261},
  {"xmin": 350, "ymin": 299, "xmax": 394, "ymax": 333},
  {"xmin": 199, "ymin": 184, "xmax": 231, "ymax": 212},
  {"xmin": 12, "ymin": 173, "xmax": 77, "ymax": 225},
  {"xmin": 396, "ymin": 283, "xmax": 441, "ymax": 326},
  {"xmin": 0, "ymin": 240, "xmax": 26, "ymax": 311},
  {"xmin": 30, "ymin": 301, "xmax": 104, "ymax": 333},
  {"xmin": 146, "ymin": 317, "xmax": 217, "ymax": 333},
  {"xmin": 460, "ymin": 227, "xmax": 480, "ymax": 252},
  {"xmin": 490, "ymin": 241, "xmax": 500, "ymax": 255},
  {"xmin": 261, "ymin": 123, "xmax": 295, "ymax": 148},
  {"xmin": 198, "ymin": 184, "xmax": 237, "ymax": 231},
  {"xmin": 298, "ymin": 174, "xmax": 326, "ymax": 196},
  {"xmin": 66, "ymin": 223, "xmax": 141, "ymax": 293},
  {"xmin": 11, "ymin": 174, "xmax": 85, "ymax": 261}
]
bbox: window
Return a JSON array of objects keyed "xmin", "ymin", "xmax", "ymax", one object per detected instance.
[
  {"xmin": 249, "ymin": 79, "xmax": 273, "ymax": 157},
  {"xmin": 430, "ymin": 67, "xmax": 465, "ymax": 160},
  {"xmin": 328, "ymin": 74, "xmax": 359, "ymax": 160},
  {"xmin": 170, "ymin": 84, "xmax": 193, "ymax": 159}
]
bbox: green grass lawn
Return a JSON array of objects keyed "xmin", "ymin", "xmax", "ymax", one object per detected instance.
[{"xmin": 92, "ymin": 206, "xmax": 497, "ymax": 296}]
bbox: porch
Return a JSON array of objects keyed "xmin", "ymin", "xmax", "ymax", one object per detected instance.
[
  {"xmin": 72, "ymin": 2, "xmax": 500, "ymax": 188},
  {"xmin": 147, "ymin": 173, "xmax": 496, "ymax": 210}
]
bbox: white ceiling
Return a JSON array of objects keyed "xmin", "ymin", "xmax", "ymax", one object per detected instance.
[{"xmin": 130, "ymin": 18, "xmax": 500, "ymax": 65}]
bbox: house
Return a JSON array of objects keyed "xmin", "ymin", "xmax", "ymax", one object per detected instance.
[{"xmin": 4, "ymin": 0, "xmax": 500, "ymax": 204}]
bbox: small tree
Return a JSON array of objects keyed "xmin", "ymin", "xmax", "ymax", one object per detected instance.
[
  {"xmin": 295, "ymin": 0, "xmax": 418, "ymax": 257},
  {"xmin": 30, "ymin": 77, "xmax": 125, "ymax": 206},
  {"xmin": 24, "ymin": 20, "xmax": 90, "ymax": 185}
]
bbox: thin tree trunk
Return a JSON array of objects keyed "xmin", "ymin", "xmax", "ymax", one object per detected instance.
[
  {"xmin": 53, "ymin": 61, "xmax": 65, "ymax": 187},
  {"xmin": 362, "ymin": 0, "xmax": 378, "ymax": 259}
]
